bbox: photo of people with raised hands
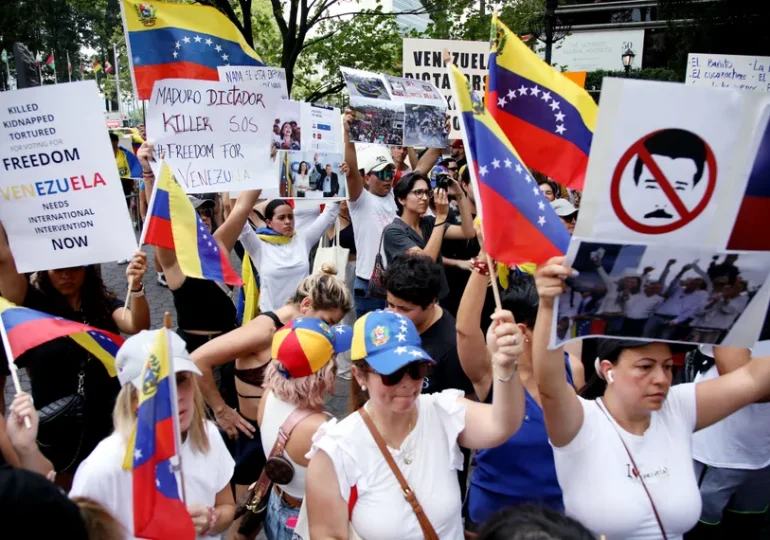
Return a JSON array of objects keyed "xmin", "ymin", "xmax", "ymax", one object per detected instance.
[
  {"xmin": 348, "ymin": 98, "xmax": 404, "ymax": 145},
  {"xmin": 278, "ymin": 151, "xmax": 347, "ymax": 199},
  {"xmin": 404, "ymin": 104, "xmax": 448, "ymax": 148},
  {"xmin": 555, "ymin": 241, "xmax": 770, "ymax": 346}
]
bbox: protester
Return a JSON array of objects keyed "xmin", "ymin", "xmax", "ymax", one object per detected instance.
[
  {"xmin": 305, "ymin": 310, "xmax": 526, "ymax": 539},
  {"xmin": 191, "ymin": 268, "xmax": 351, "ymax": 525},
  {"xmin": 457, "ymin": 260, "xmax": 584, "ymax": 529},
  {"xmin": 71, "ymin": 497, "xmax": 127, "ymax": 540},
  {"xmin": 537, "ymin": 178, "xmax": 557, "ymax": 202},
  {"xmin": 0, "ymin": 391, "xmax": 54, "ymax": 476},
  {"xmin": 391, "ymin": 145, "xmax": 416, "ymax": 183},
  {"xmin": 293, "ymin": 161, "xmax": 313, "ymax": 196},
  {"xmin": 70, "ymin": 330, "xmax": 235, "ymax": 540},
  {"xmin": 550, "ymin": 199, "xmax": 578, "ymax": 235},
  {"xmin": 0, "ymin": 224, "xmax": 149, "ymax": 488},
  {"xmin": 343, "ymin": 109, "xmax": 443, "ymax": 318},
  {"xmin": 477, "ymin": 504, "xmax": 595, "ymax": 540},
  {"xmin": 138, "ymin": 142, "xmax": 240, "ymax": 353},
  {"xmin": 383, "ymin": 172, "xmax": 474, "ymax": 295},
  {"xmin": 256, "ymin": 318, "xmax": 351, "ymax": 539},
  {"xmin": 450, "ymin": 139, "xmax": 466, "ymax": 168},
  {"xmin": 532, "ymin": 255, "xmax": 770, "ymax": 540},
  {"xmin": 686, "ymin": 345, "xmax": 770, "ymax": 539}
]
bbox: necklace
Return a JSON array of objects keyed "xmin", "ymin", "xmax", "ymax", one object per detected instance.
[{"xmin": 369, "ymin": 406, "xmax": 418, "ymax": 465}]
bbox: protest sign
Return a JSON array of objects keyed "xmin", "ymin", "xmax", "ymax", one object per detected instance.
[
  {"xmin": 271, "ymin": 101, "xmax": 342, "ymax": 153},
  {"xmin": 0, "ymin": 81, "xmax": 137, "ymax": 272},
  {"xmin": 146, "ymin": 79, "xmax": 281, "ymax": 194},
  {"xmin": 552, "ymin": 239, "xmax": 770, "ymax": 348},
  {"xmin": 402, "ymin": 38, "xmax": 488, "ymax": 138},
  {"xmin": 278, "ymin": 151, "xmax": 346, "ymax": 200},
  {"xmin": 342, "ymin": 67, "xmax": 447, "ymax": 148},
  {"xmin": 218, "ymin": 66, "xmax": 289, "ymax": 98},
  {"xmin": 686, "ymin": 53, "xmax": 770, "ymax": 92}
]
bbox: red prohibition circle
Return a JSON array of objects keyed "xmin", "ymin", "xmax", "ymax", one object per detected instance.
[{"xmin": 610, "ymin": 129, "xmax": 717, "ymax": 235}]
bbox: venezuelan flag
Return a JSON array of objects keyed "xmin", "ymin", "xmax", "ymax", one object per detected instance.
[
  {"xmin": 124, "ymin": 329, "xmax": 195, "ymax": 540},
  {"xmin": 449, "ymin": 63, "xmax": 570, "ymax": 266},
  {"xmin": 120, "ymin": 0, "xmax": 264, "ymax": 100},
  {"xmin": 144, "ymin": 162, "xmax": 242, "ymax": 286},
  {"xmin": 236, "ymin": 253, "xmax": 260, "ymax": 326},
  {"xmin": 487, "ymin": 15, "xmax": 598, "ymax": 190},
  {"xmin": 0, "ymin": 297, "xmax": 122, "ymax": 376}
]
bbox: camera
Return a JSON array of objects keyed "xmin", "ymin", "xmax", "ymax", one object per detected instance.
[{"xmin": 435, "ymin": 174, "xmax": 450, "ymax": 191}]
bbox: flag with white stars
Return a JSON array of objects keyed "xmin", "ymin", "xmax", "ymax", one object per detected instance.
[
  {"xmin": 448, "ymin": 64, "xmax": 571, "ymax": 266},
  {"xmin": 124, "ymin": 328, "xmax": 195, "ymax": 540},
  {"xmin": 487, "ymin": 14, "xmax": 598, "ymax": 190},
  {"xmin": 121, "ymin": 0, "xmax": 264, "ymax": 100},
  {"xmin": 144, "ymin": 162, "xmax": 242, "ymax": 286}
]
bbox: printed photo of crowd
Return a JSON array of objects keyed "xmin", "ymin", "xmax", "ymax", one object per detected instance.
[
  {"xmin": 349, "ymin": 98, "xmax": 404, "ymax": 145},
  {"xmin": 404, "ymin": 104, "xmax": 448, "ymax": 148},
  {"xmin": 555, "ymin": 241, "xmax": 770, "ymax": 346}
]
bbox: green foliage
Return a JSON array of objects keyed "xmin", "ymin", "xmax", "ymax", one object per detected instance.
[{"xmin": 584, "ymin": 68, "xmax": 685, "ymax": 102}]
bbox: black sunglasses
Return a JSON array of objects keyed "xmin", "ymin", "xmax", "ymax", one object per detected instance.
[
  {"xmin": 377, "ymin": 361, "xmax": 431, "ymax": 386},
  {"xmin": 197, "ymin": 207, "xmax": 213, "ymax": 218}
]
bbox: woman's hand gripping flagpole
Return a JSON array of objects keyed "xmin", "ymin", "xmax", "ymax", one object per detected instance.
[{"xmin": 0, "ymin": 314, "xmax": 31, "ymax": 428}]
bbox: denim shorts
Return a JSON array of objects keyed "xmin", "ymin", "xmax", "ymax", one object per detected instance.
[{"xmin": 264, "ymin": 487, "xmax": 301, "ymax": 540}]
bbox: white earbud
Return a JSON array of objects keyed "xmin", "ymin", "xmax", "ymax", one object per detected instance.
[
  {"xmin": 607, "ymin": 370, "xmax": 615, "ymax": 384},
  {"xmin": 361, "ymin": 385, "xmax": 367, "ymax": 391}
]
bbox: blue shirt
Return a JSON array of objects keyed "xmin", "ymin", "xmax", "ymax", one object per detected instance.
[{"xmin": 468, "ymin": 355, "xmax": 573, "ymax": 525}]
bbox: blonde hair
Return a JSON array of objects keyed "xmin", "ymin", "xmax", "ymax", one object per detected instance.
[
  {"xmin": 264, "ymin": 359, "xmax": 336, "ymax": 410},
  {"xmin": 112, "ymin": 376, "xmax": 210, "ymax": 454},
  {"xmin": 71, "ymin": 497, "xmax": 126, "ymax": 540},
  {"xmin": 290, "ymin": 263, "xmax": 353, "ymax": 313}
]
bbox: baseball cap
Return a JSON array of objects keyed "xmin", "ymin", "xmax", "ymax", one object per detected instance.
[
  {"xmin": 271, "ymin": 317, "xmax": 352, "ymax": 378},
  {"xmin": 116, "ymin": 330, "xmax": 202, "ymax": 389},
  {"xmin": 351, "ymin": 310, "xmax": 434, "ymax": 375},
  {"xmin": 187, "ymin": 195, "xmax": 215, "ymax": 210},
  {"xmin": 451, "ymin": 139, "xmax": 464, "ymax": 149},
  {"xmin": 357, "ymin": 145, "xmax": 394, "ymax": 173},
  {"xmin": 550, "ymin": 198, "xmax": 577, "ymax": 217},
  {"xmin": 429, "ymin": 165, "xmax": 451, "ymax": 183}
]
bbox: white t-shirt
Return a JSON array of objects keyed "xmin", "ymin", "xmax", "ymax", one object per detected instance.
[
  {"xmin": 552, "ymin": 385, "xmax": 702, "ymax": 540},
  {"xmin": 348, "ymin": 189, "xmax": 397, "ymax": 280},
  {"xmin": 293, "ymin": 204, "xmax": 321, "ymax": 232},
  {"xmin": 240, "ymin": 204, "xmax": 338, "ymax": 312},
  {"xmin": 70, "ymin": 421, "xmax": 234, "ymax": 540},
  {"xmin": 308, "ymin": 389, "xmax": 466, "ymax": 539},
  {"xmin": 692, "ymin": 364, "xmax": 770, "ymax": 469},
  {"xmin": 625, "ymin": 293, "xmax": 665, "ymax": 320}
]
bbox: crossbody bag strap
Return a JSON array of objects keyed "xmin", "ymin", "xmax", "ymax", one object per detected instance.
[
  {"xmin": 358, "ymin": 408, "xmax": 438, "ymax": 540},
  {"xmin": 595, "ymin": 400, "xmax": 668, "ymax": 540}
]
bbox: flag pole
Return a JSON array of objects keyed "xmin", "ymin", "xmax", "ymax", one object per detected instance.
[
  {"xmin": 0, "ymin": 316, "xmax": 31, "ymax": 428},
  {"xmin": 164, "ymin": 311, "xmax": 188, "ymax": 504},
  {"xmin": 52, "ymin": 52, "xmax": 58, "ymax": 84}
]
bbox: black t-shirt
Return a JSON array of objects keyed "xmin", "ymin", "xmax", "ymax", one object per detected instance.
[
  {"xmin": 419, "ymin": 308, "xmax": 474, "ymax": 396},
  {"xmin": 382, "ymin": 216, "xmax": 450, "ymax": 299}
]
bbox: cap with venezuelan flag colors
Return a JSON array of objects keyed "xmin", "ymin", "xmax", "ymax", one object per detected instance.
[
  {"xmin": 272, "ymin": 318, "xmax": 352, "ymax": 378},
  {"xmin": 351, "ymin": 310, "xmax": 434, "ymax": 375}
]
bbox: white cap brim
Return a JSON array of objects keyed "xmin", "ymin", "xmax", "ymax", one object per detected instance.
[{"xmin": 128, "ymin": 355, "xmax": 202, "ymax": 389}]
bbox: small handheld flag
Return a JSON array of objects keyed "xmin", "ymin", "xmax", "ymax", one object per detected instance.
[
  {"xmin": 105, "ymin": 60, "xmax": 114, "ymax": 74},
  {"xmin": 93, "ymin": 60, "xmax": 103, "ymax": 73},
  {"xmin": 448, "ymin": 62, "xmax": 570, "ymax": 267},
  {"xmin": 487, "ymin": 15, "xmax": 598, "ymax": 190}
]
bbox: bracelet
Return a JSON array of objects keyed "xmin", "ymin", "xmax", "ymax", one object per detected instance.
[
  {"xmin": 494, "ymin": 365, "xmax": 518, "ymax": 383},
  {"xmin": 200, "ymin": 506, "xmax": 217, "ymax": 536},
  {"xmin": 434, "ymin": 221, "xmax": 446, "ymax": 228},
  {"xmin": 130, "ymin": 283, "xmax": 145, "ymax": 297},
  {"xmin": 471, "ymin": 257, "xmax": 490, "ymax": 276},
  {"xmin": 141, "ymin": 170, "xmax": 154, "ymax": 177}
]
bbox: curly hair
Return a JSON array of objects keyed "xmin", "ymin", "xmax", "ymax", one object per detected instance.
[
  {"xmin": 264, "ymin": 359, "xmax": 336, "ymax": 410},
  {"xmin": 383, "ymin": 254, "xmax": 442, "ymax": 308}
]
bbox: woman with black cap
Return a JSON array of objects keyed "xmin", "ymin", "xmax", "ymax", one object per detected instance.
[{"xmin": 532, "ymin": 256, "xmax": 770, "ymax": 540}]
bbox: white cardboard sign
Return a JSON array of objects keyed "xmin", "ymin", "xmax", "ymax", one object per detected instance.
[
  {"xmin": 686, "ymin": 53, "xmax": 770, "ymax": 92},
  {"xmin": 218, "ymin": 66, "xmax": 290, "ymax": 99},
  {"xmin": 0, "ymin": 81, "xmax": 137, "ymax": 272},
  {"xmin": 147, "ymin": 79, "xmax": 282, "ymax": 194}
]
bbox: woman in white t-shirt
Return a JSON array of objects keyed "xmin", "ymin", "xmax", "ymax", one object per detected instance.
[
  {"xmin": 70, "ymin": 330, "xmax": 235, "ymax": 539},
  {"xmin": 305, "ymin": 309, "xmax": 527, "ymax": 539},
  {"xmin": 532, "ymin": 257, "xmax": 770, "ymax": 540},
  {"xmin": 292, "ymin": 161, "xmax": 312, "ymax": 196},
  {"xmin": 255, "ymin": 317, "xmax": 351, "ymax": 539}
]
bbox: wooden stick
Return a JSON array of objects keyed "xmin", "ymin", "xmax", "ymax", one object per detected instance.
[
  {"xmin": 163, "ymin": 311, "xmax": 188, "ymax": 504},
  {"xmin": 486, "ymin": 253, "xmax": 503, "ymax": 312}
]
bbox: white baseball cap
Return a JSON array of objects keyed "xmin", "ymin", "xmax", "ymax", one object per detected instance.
[
  {"xmin": 357, "ymin": 145, "xmax": 394, "ymax": 173},
  {"xmin": 549, "ymin": 198, "xmax": 578, "ymax": 217},
  {"xmin": 116, "ymin": 330, "xmax": 202, "ymax": 389}
]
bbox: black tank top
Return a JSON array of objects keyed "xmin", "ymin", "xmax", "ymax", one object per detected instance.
[
  {"xmin": 332, "ymin": 222, "xmax": 356, "ymax": 254},
  {"xmin": 171, "ymin": 277, "xmax": 237, "ymax": 332}
]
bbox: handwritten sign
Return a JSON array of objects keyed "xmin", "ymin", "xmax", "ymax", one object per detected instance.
[
  {"xmin": 686, "ymin": 53, "xmax": 770, "ymax": 92},
  {"xmin": 0, "ymin": 81, "xmax": 137, "ymax": 272},
  {"xmin": 146, "ymin": 79, "xmax": 281, "ymax": 194},
  {"xmin": 218, "ymin": 66, "xmax": 289, "ymax": 99}
]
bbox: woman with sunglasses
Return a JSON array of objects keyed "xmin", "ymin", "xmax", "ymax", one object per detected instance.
[
  {"xmin": 383, "ymin": 171, "xmax": 474, "ymax": 297},
  {"xmin": 0, "ymin": 224, "xmax": 150, "ymax": 489},
  {"xmin": 305, "ymin": 309, "xmax": 526, "ymax": 539},
  {"xmin": 533, "ymin": 256, "xmax": 770, "ymax": 540}
]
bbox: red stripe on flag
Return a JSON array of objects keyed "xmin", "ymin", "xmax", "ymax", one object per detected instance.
[
  {"xmin": 6, "ymin": 318, "xmax": 106, "ymax": 358},
  {"xmin": 479, "ymin": 182, "xmax": 566, "ymax": 266},
  {"xmin": 488, "ymin": 90, "xmax": 588, "ymax": 190},
  {"xmin": 219, "ymin": 248, "xmax": 243, "ymax": 286},
  {"xmin": 727, "ymin": 196, "xmax": 770, "ymax": 250},
  {"xmin": 134, "ymin": 63, "xmax": 219, "ymax": 100},
  {"xmin": 144, "ymin": 216, "xmax": 175, "ymax": 251}
]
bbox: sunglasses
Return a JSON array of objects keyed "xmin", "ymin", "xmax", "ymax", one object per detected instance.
[
  {"xmin": 197, "ymin": 207, "xmax": 213, "ymax": 218},
  {"xmin": 369, "ymin": 168, "xmax": 394, "ymax": 181},
  {"xmin": 447, "ymin": 167, "xmax": 458, "ymax": 172},
  {"xmin": 376, "ymin": 361, "xmax": 431, "ymax": 386},
  {"xmin": 563, "ymin": 212, "xmax": 578, "ymax": 223}
]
